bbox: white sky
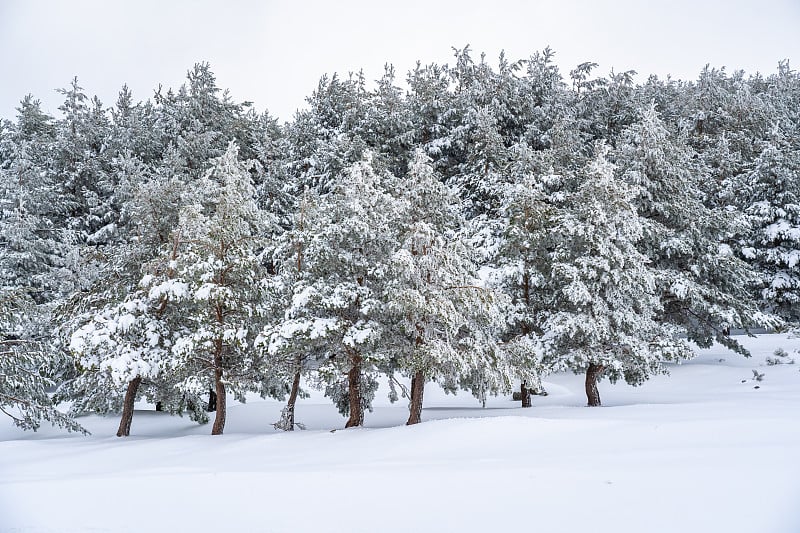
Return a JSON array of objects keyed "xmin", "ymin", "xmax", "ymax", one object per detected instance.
[{"xmin": 1, "ymin": 0, "xmax": 798, "ymax": 123}]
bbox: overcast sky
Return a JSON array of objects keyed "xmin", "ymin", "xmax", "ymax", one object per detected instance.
[{"xmin": 1, "ymin": 0, "xmax": 799, "ymax": 122}]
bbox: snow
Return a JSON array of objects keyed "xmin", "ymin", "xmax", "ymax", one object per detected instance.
[
  {"xmin": 343, "ymin": 322, "xmax": 374, "ymax": 346},
  {"xmin": 2, "ymin": 334, "xmax": 800, "ymax": 533},
  {"xmin": 765, "ymin": 219, "xmax": 800, "ymax": 242},
  {"xmin": 671, "ymin": 279, "xmax": 689, "ymax": 299},
  {"xmin": 147, "ymin": 278, "xmax": 189, "ymax": 300},
  {"xmin": 193, "ymin": 282, "xmax": 214, "ymax": 300},
  {"xmin": 787, "ymin": 250, "xmax": 800, "ymax": 269}
]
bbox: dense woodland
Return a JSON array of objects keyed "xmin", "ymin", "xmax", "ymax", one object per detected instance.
[{"xmin": 1, "ymin": 48, "xmax": 798, "ymax": 436}]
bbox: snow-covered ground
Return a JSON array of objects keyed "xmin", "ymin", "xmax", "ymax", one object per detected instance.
[{"xmin": 2, "ymin": 334, "xmax": 799, "ymax": 533}]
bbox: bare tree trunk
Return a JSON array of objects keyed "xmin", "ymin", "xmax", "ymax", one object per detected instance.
[
  {"xmin": 344, "ymin": 353, "xmax": 363, "ymax": 428},
  {"xmin": 284, "ymin": 368, "xmax": 302, "ymax": 430},
  {"xmin": 585, "ymin": 363, "xmax": 604, "ymax": 407},
  {"xmin": 207, "ymin": 389, "xmax": 217, "ymax": 411},
  {"xmin": 406, "ymin": 370, "xmax": 426, "ymax": 425},
  {"xmin": 520, "ymin": 381, "xmax": 532, "ymax": 408},
  {"xmin": 211, "ymin": 345, "xmax": 226, "ymax": 435},
  {"xmin": 116, "ymin": 376, "xmax": 142, "ymax": 437}
]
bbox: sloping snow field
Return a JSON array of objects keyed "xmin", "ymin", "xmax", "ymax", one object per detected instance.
[{"xmin": 2, "ymin": 334, "xmax": 799, "ymax": 533}]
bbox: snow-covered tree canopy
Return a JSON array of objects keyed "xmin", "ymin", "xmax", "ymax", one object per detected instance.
[{"xmin": 2, "ymin": 51, "xmax": 797, "ymax": 432}]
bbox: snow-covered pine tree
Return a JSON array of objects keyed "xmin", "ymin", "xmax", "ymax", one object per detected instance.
[
  {"xmin": 284, "ymin": 72, "xmax": 370, "ymax": 194},
  {"xmin": 0, "ymin": 96, "xmax": 71, "ymax": 306},
  {"xmin": 53, "ymin": 78, "xmax": 117, "ymax": 249},
  {"xmin": 519, "ymin": 47, "xmax": 570, "ymax": 151},
  {"xmin": 165, "ymin": 142, "xmax": 281, "ymax": 435},
  {"xmin": 406, "ymin": 60, "xmax": 456, "ymax": 164},
  {"xmin": 109, "ymin": 84, "xmax": 162, "ymax": 166},
  {"xmin": 264, "ymin": 152, "xmax": 401, "ymax": 428},
  {"xmin": 446, "ymin": 48, "xmax": 552, "ymax": 223},
  {"xmin": 246, "ymin": 110, "xmax": 293, "ymax": 227},
  {"xmin": 741, "ymin": 124, "xmax": 800, "ymax": 323},
  {"xmin": 495, "ymin": 142, "xmax": 561, "ymax": 407},
  {"xmin": 0, "ymin": 96, "xmax": 85, "ymax": 399},
  {"xmin": 615, "ymin": 106, "xmax": 778, "ymax": 353},
  {"xmin": 0, "ymin": 287, "xmax": 86, "ymax": 433},
  {"xmin": 362, "ymin": 64, "xmax": 415, "ymax": 178},
  {"xmin": 60, "ymin": 150, "xmax": 206, "ymax": 436},
  {"xmin": 258, "ymin": 190, "xmax": 317, "ymax": 431},
  {"xmin": 66, "ymin": 261, "xmax": 195, "ymax": 436},
  {"xmin": 543, "ymin": 144, "xmax": 691, "ymax": 406},
  {"xmin": 384, "ymin": 150, "xmax": 510, "ymax": 424}
]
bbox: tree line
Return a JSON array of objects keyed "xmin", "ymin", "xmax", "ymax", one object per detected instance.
[{"xmin": 1, "ymin": 48, "xmax": 798, "ymax": 435}]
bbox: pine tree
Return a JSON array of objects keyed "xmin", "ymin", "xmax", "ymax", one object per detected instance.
[
  {"xmin": 495, "ymin": 142, "xmax": 561, "ymax": 406},
  {"xmin": 542, "ymin": 145, "xmax": 691, "ymax": 406},
  {"xmin": 519, "ymin": 47, "xmax": 569, "ymax": 151},
  {"xmin": 258, "ymin": 191, "xmax": 316, "ymax": 431},
  {"xmin": 741, "ymin": 125, "xmax": 800, "ymax": 322},
  {"xmin": 284, "ymin": 72, "xmax": 370, "ymax": 194},
  {"xmin": 0, "ymin": 96, "xmax": 81, "ymax": 396},
  {"xmin": 53, "ymin": 78, "xmax": 116, "ymax": 246},
  {"xmin": 59, "ymin": 152, "xmax": 205, "ymax": 436},
  {"xmin": 264, "ymin": 153, "xmax": 401, "ymax": 428},
  {"xmin": 384, "ymin": 150, "xmax": 510, "ymax": 424},
  {"xmin": 615, "ymin": 106, "xmax": 778, "ymax": 353},
  {"xmin": 363, "ymin": 64, "xmax": 415, "ymax": 177},
  {"xmin": 0, "ymin": 96, "xmax": 71, "ymax": 305},
  {"xmin": 165, "ymin": 142, "xmax": 280, "ymax": 435},
  {"xmin": 0, "ymin": 288, "xmax": 86, "ymax": 433},
  {"xmin": 153, "ymin": 63, "xmax": 260, "ymax": 183}
]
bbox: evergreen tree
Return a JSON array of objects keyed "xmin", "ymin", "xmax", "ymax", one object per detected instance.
[
  {"xmin": 165, "ymin": 143, "xmax": 281, "ymax": 435},
  {"xmin": 0, "ymin": 288, "xmax": 86, "ymax": 433},
  {"xmin": 59, "ymin": 149, "xmax": 203, "ymax": 436},
  {"xmin": 53, "ymin": 78, "xmax": 115, "ymax": 246},
  {"xmin": 264, "ymin": 153, "xmax": 401, "ymax": 428},
  {"xmin": 258, "ymin": 191, "xmax": 317, "ymax": 431},
  {"xmin": 363, "ymin": 64, "xmax": 415, "ymax": 177},
  {"xmin": 384, "ymin": 151, "xmax": 510, "ymax": 424},
  {"xmin": 495, "ymin": 142, "xmax": 561, "ymax": 406},
  {"xmin": 741, "ymin": 125, "xmax": 800, "ymax": 323},
  {"xmin": 284, "ymin": 72, "xmax": 369, "ymax": 194},
  {"xmin": 542, "ymin": 145, "xmax": 691, "ymax": 406},
  {"xmin": 615, "ymin": 106, "xmax": 779, "ymax": 353},
  {"xmin": 0, "ymin": 96, "xmax": 70, "ymax": 306}
]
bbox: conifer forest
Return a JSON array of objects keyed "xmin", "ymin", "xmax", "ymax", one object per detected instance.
[{"xmin": 2, "ymin": 48, "xmax": 799, "ymax": 437}]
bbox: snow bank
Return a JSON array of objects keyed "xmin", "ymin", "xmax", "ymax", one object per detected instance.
[{"xmin": 1, "ymin": 334, "xmax": 799, "ymax": 533}]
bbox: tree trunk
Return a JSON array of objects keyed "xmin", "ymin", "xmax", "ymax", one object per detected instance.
[
  {"xmin": 116, "ymin": 376, "xmax": 142, "ymax": 437},
  {"xmin": 207, "ymin": 389, "xmax": 217, "ymax": 411},
  {"xmin": 284, "ymin": 368, "xmax": 302, "ymax": 431},
  {"xmin": 155, "ymin": 401, "xmax": 163, "ymax": 412},
  {"xmin": 406, "ymin": 370, "xmax": 426, "ymax": 425},
  {"xmin": 211, "ymin": 348, "xmax": 226, "ymax": 435},
  {"xmin": 520, "ymin": 381, "xmax": 532, "ymax": 408},
  {"xmin": 344, "ymin": 353, "xmax": 363, "ymax": 428},
  {"xmin": 585, "ymin": 363, "xmax": 604, "ymax": 407}
]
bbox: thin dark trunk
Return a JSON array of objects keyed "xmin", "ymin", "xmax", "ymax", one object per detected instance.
[
  {"xmin": 520, "ymin": 381, "xmax": 532, "ymax": 408},
  {"xmin": 155, "ymin": 401, "xmax": 163, "ymax": 412},
  {"xmin": 211, "ymin": 345, "xmax": 226, "ymax": 435},
  {"xmin": 344, "ymin": 353, "xmax": 363, "ymax": 428},
  {"xmin": 207, "ymin": 389, "xmax": 217, "ymax": 411},
  {"xmin": 406, "ymin": 370, "xmax": 426, "ymax": 425},
  {"xmin": 284, "ymin": 368, "xmax": 302, "ymax": 430},
  {"xmin": 585, "ymin": 363, "xmax": 604, "ymax": 407},
  {"xmin": 522, "ymin": 271, "xmax": 530, "ymax": 307},
  {"xmin": 116, "ymin": 376, "xmax": 142, "ymax": 437}
]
